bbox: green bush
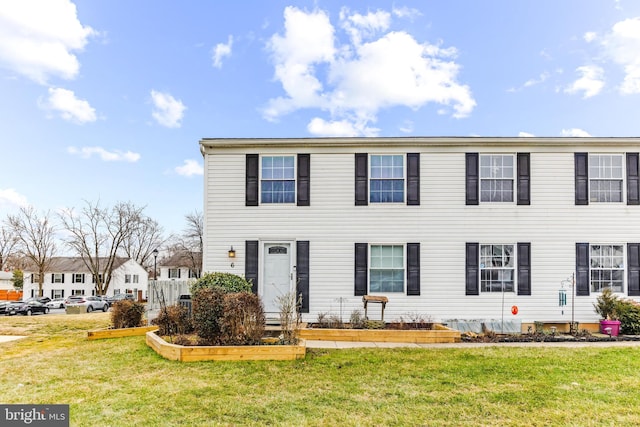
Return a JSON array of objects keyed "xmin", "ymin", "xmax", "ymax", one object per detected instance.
[
  {"xmin": 190, "ymin": 272, "xmax": 252, "ymax": 296},
  {"xmin": 617, "ymin": 299, "xmax": 640, "ymax": 335},
  {"xmin": 110, "ymin": 300, "xmax": 146, "ymax": 329},
  {"xmin": 220, "ymin": 292, "xmax": 265, "ymax": 345},
  {"xmin": 151, "ymin": 304, "xmax": 193, "ymax": 336},
  {"xmin": 192, "ymin": 287, "xmax": 226, "ymax": 345}
]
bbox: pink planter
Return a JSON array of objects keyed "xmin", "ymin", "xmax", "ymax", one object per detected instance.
[{"xmin": 599, "ymin": 320, "xmax": 621, "ymax": 336}]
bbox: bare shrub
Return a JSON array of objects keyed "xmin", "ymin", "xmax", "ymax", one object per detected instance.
[
  {"xmin": 220, "ymin": 292, "xmax": 265, "ymax": 345},
  {"xmin": 110, "ymin": 300, "xmax": 145, "ymax": 329},
  {"xmin": 151, "ymin": 304, "xmax": 193, "ymax": 336}
]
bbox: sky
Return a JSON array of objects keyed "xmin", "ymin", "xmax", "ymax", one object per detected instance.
[{"xmin": 2, "ymin": 0, "xmax": 640, "ymax": 236}]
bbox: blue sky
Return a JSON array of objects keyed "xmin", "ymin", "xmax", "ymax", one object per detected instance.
[{"xmin": 2, "ymin": 0, "xmax": 640, "ymax": 235}]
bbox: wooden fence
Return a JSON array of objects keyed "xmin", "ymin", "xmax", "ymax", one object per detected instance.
[{"xmin": 0, "ymin": 289, "xmax": 23, "ymax": 301}]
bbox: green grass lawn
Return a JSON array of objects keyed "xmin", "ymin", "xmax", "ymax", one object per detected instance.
[{"xmin": 1, "ymin": 313, "xmax": 640, "ymax": 426}]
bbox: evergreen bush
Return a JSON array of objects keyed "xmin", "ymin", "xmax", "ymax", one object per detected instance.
[{"xmin": 190, "ymin": 272, "xmax": 252, "ymax": 295}]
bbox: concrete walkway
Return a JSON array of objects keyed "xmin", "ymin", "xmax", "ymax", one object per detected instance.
[{"xmin": 0, "ymin": 336, "xmax": 26, "ymax": 343}]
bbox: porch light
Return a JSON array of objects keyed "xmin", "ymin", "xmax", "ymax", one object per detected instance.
[{"xmin": 228, "ymin": 246, "xmax": 236, "ymax": 258}]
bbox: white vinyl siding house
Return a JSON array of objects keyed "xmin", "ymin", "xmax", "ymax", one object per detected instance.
[
  {"xmin": 23, "ymin": 257, "xmax": 149, "ymax": 300},
  {"xmin": 200, "ymin": 137, "xmax": 640, "ymax": 326}
]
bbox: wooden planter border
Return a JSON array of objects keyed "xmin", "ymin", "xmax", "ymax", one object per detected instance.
[
  {"xmin": 146, "ymin": 331, "xmax": 307, "ymax": 362},
  {"xmin": 87, "ymin": 326, "xmax": 158, "ymax": 340},
  {"xmin": 299, "ymin": 324, "xmax": 461, "ymax": 343}
]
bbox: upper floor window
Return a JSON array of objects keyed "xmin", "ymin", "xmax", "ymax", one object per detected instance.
[
  {"xmin": 52, "ymin": 273, "xmax": 64, "ymax": 283},
  {"xmin": 168, "ymin": 268, "xmax": 181, "ymax": 279},
  {"xmin": 261, "ymin": 156, "xmax": 295, "ymax": 203},
  {"xmin": 590, "ymin": 244, "xmax": 624, "ymax": 292},
  {"xmin": 72, "ymin": 273, "xmax": 84, "ymax": 283},
  {"xmin": 480, "ymin": 155, "xmax": 514, "ymax": 202},
  {"xmin": 369, "ymin": 245, "xmax": 404, "ymax": 293},
  {"xmin": 125, "ymin": 274, "xmax": 139, "ymax": 284},
  {"xmin": 188, "ymin": 269, "xmax": 200, "ymax": 278},
  {"xmin": 480, "ymin": 244, "xmax": 515, "ymax": 292},
  {"xmin": 589, "ymin": 154, "xmax": 623, "ymax": 202},
  {"xmin": 370, "ymin": 155, "xmax": 404, "ymax": 203}
]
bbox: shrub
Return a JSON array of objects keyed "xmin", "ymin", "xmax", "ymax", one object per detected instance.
[
  {"xmin": 190, "ymin": 272, "xmax": 252, "ymax": 296},
  {"xmin": 593, "ymin": 288, "xmax": 620, "ymax": 320},
  {"xmin": 220, "ymin": 292, "xmax": 265, "ymax": 345},
  {"xmin": 276, "ymin": 292, "xmax": 301, "ymax": 344},
  {"xmin": 617, "ymin": 299, "xmax": 640, "ymax": 335},
  {"xmin": 349, "ymin": 310, "xmax": 365, "ymax": 329},
  {"xmin": 110, "ymin": 300, "xmax": 145, "ymax": 329},
  {"xmin": 192, "ymin": 287, "xmax": 226, "ymax": 345},
  {"xmin": 152, "ymin": 304, "xmax": 193, "ymax": 336}
]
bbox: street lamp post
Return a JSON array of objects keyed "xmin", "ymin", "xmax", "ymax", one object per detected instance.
[{"xmin": 153, "ymin": 249, "xmax": 159, "ymax": 281}]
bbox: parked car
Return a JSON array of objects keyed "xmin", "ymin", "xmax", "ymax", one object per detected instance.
[
  {"xmin": 65, "ymin": 295, "xmax": 109, "ymax": 312},
  {"xmin": 106, "ymin": 293, "xmax": 135, "ymax": 306},
  {"xmin": 46, "ymin": 298, "xmax": 66, "ymax": 309},
  {"xmin": 0, "ymin": 300, "xmax": 11, "ymax": 315},
  {"xmin": 6, "ymin": 300, "xmax": 50, "ymax": 316}
]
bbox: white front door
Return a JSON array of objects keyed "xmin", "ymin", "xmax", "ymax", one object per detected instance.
[{"xmin": 262, "ymin": 243, "xmax": 293, "ymax": 315}]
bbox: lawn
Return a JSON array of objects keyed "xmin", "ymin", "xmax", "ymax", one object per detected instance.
[{"xmin": 1, "ymin": 313, "xmax": 640, "ymax": 426}]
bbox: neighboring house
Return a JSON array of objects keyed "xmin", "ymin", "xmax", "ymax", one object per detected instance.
[
  {"xmin": 157, "ymin": 252, "xmax": 201, "ymax": 281},
  {"xmin": 0, "ymin": 271, "xmax": 13, "ymax": 290},
  {"xmin": 199, "ymin": 136, "xmax": 640, "ymax": 326},
  {"xmin": 23, "ymin": 257, "xmax": 149, "ymax": 300}
]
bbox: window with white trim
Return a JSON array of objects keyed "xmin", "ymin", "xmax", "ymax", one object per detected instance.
[
  {"xmin": 370, "ymin": 155, "xmax": 404, "ymax": 203},
  {"xmin": 52, "ymin": 289, "xmax": 63, "ymax": 299},
  {"xmin": 168, "ymin": 268, "xmax": 180, "ymax": 279},
  {"xmin": 590, "ymin": 244, "xmax": 624, "ymax": 292},
  {"xmin": 72, "ymin": 273, "xmax": 84, "ymax": 283},
  {"xmin": 480, "ymin": 155, "xmax": 514, "ymax": 202},
  {"xmin": 369, "ymin": 245, "xmax": 404, "ymax": 292},
  {"xmin": 480, "ymin": 244, "xmax": 515, "ymax": 292},
  {"xmin": 53, "ymin": 273, "xmax": 64, "ymax": 283},
  {"xmin": 261, "ymin": 156, "xmax": 295, "ymax": 203},
  {"xmin": 188, "ymin": 269, "xmax": 200, "ymax": 278},
  {"xmin": 589, "ymin": 154, "xmax": 623, "ymax": 202}
]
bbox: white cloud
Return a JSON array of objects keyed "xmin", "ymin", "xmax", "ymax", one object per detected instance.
[
  {"xmin": 0, "ymin": 188, "xmax": 28, "ymax": 208},
  {"xmin": 392, "ymin": 7, "xmax": 422, "ymax": 20},
  {"xmin": 584, "ymin": 32, "xmax": 598, "ymax": 43},
  {"xmin": 212, "ymin": 35, "xmax": 233, "ymax": 69},
  {"xmin": 518, "ymin": 132, "xmax": 535, "ymax": 137},
  {"xmin": 399, "ymin": 120, "xmax": 414, "ymax": 133},
  {"xmin": 38, "ymin": 87, "xmax": 96, "ymax": 123},
  {"xmin": 67, "ymin": 146, "xmax": 140, "ymax": 162},
  {"xmin": 175, "ymin": 159, "xmax": 203, "ymax": 177},
  {"xmin": 508, "ymin": 72, "xmax": 550, "ymax": 92},
  {"xmin": 560, "ymin": 128, "xmax": 592, "ymax": 137},
  {"xmin": 307, "ymin": 117, "xmax": 379, "ymax": 137},
  {"xmin": 264, "ymin": 6, "xmax": 475, "ymax": 136},
  {"xmin": 150, "ymin": 90, "xmax": 186, "ymax": 128},
  {"xmin": 0, "ymin": 0, "xmax": 96, "ymax": 84},
  {"xmin": 564, "ymin": 65, "xmax": 605, "ymax": 98},
  {"xmin": 600, "ymin": 17, "xmax": 640, "ymax": 94}
]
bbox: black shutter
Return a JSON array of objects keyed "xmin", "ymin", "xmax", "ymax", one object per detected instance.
[
  {"xmin": 517, "ymin": 242, "xmax": 531, "ymax": 296},
  {"xmin": 465, "ymin": 243, "xmax": 479, "ymax": 295},
  {"xmin": 61, "ymin": 274, "xmax": 64, "ymax": 283},
  {"xmin": 296, "ymin": 241, "xmax": 310, "ymax": 313},
  {"xmin": 406, "ymin": 153, "xmax": 420, "ymax": 206},
  {"xmin": 406, "ymin": 243, "xmax": 420, "ymax": 295},
  {"xmin": 81, "ymin": 274, "xmax": 85, "ymax": 283},
  {"xmin": 355, "ymin": 153, "xmax": 368, "ymax": 206},
  {"xmin": 575, "ymin": 153, "xmax": 589, "ymax": 205},
  {"xmin": 465, "ymin": 153, "xmax": 479, "ymax": 205},
  {"xmin": 517, "ymin": 153, "xmax": 530, "ymax": 205},
  {"xmin": 177, "ymin": 269, "xmax": 181, "ymax": 279},
  {"xmin": 50, "ymin": 290, "xmax": 54, "ymax": 299},
  {"xmin": 297, "ymin": 154, "xmax": 310, "ymax": 206},
  {"xmin": 51, "ymin": 273, "xmax": 54, "ymax": 282},
  {"xmin": 246, "ymin": 154, "xmax": 259, "ymax": 206},
  {"xmin": 61, "ymin": 290, "xmax": 64, "ymax": 298},
  {"xmin": 627, "ymin": 153, "xmax": 640, "ymax": 205},
  {"xmin": 354, "ymin": 243, "xmax": 368, "ymax": 296},
  {"xmin": 576, "ymin": 243, "xmax": 590, "ymax": 296},
  {"xmin": 628, "ymin": 243, "xmax": 640, "ymax": 296},
  {"xmin": 245, "ymin": 240, "xmax": 259, "ymax": 294}
]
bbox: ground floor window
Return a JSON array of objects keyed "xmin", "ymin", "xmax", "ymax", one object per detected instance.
[
  {"xmin": 590, "ymin": 244, "xmax": 624, "ymax": 292},
  {"xmin": 72, "ymin": 289, "xmax": 84, "ymax": 296},
  {"xmin": 369, "ymin": 245, "xmax": 404, "ymax": 293},
  {"xmin": 52, "ymin": 289, "xmax": 64, "ymax": 299},
  {"xmin": 168, "ymin": 268, "xmax": 180, "ymax": 279},
  {"xmin": 480, "ymin": 244, "xmax": 515, "ymax": 292}
]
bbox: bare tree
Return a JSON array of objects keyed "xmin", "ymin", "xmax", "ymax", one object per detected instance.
[
  {"xmin": 120, "ymin": 216, "xmax": 166, "ymax": 270},
  {"xmin": 0, "ymin": 225, "xmax": 19, "ymax": 270},
  {"xmin": 59, "ymin": 200, "xmax": 145, "ymax": 295},
  {"xmin": 6, "ymin": 207, "xmax": 57, "ymax": 297},
  {"xmin": 166, "ymin": 210, "xmax": 203, "ymax": 277}
]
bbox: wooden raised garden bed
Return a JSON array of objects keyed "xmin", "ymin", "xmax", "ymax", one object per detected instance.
[
  {"xmin": 87, "ymin": 325, "xmax": 158, "ymax": 340},
  {"xmin": 299, "ymin": 323, "xmax": 461, "ymax": 343},
  {"xmin": 145, "ymin": 331, "xmax": 306, "ymax": 362}
]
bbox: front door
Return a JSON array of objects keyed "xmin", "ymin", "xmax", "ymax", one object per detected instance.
[{"xmin": 262, "ymin": 243, "xmax": 293, "ymax": 315}]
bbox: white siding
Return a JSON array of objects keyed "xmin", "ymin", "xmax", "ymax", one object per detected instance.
[{"xmin": 202, "ymin": 138, "xmax": 640, "ymax": 324}]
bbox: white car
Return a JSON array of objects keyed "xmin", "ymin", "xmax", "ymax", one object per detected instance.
[
  {"xmin": 46, "ymin": 298, "xmax": 66, "ymax": 309},
  {"xmin": 65, "ymin": 295, "xmax": 109, "ymax": 312}
]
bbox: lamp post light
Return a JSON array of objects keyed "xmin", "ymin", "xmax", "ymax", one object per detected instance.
[{"xmin": 153, "ymin": 248, "xmax": 159, "ymax": 281}]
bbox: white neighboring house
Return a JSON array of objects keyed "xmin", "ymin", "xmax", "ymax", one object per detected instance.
[
  {"xmin": 23, "ymin": 257, "xmax": 149, "ymax": 300},
  {"xmin": 0, "ymin": 270, "xmax": 13, "ymax": 290},
  {"xmin": 157, "ymin": 252, "xmax": 201, "ymax": 282},
  {"xmin": 199, "ymin": 136, "xmax": 640, "ymax": 327}
]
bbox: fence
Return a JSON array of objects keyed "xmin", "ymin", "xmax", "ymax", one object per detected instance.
[
  {"xmin": 0, "ymin": 290, "xmax": 23, "ymax": 301},
  {"xmin": 147, "ymin": 280, "xmax": 195, "ymax": 311}
]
